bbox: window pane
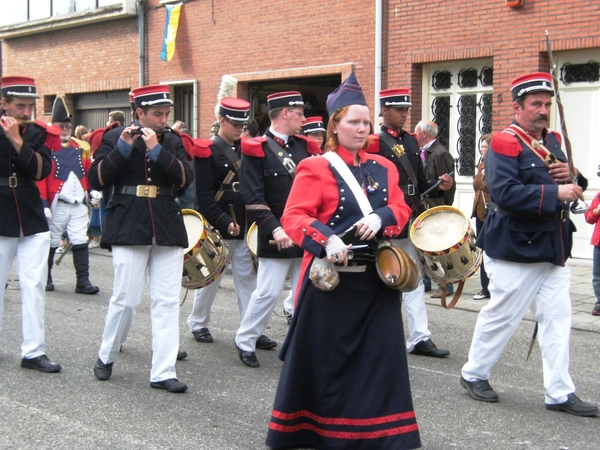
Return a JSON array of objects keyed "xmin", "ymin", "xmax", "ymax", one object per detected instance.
[
  {"xmin": 53, "ymin": 0, "xmax": 75, "ymax": 16},
  {"xmin": 98, "ymin": 0, "xmax": 122, "ymax": 6},
  {"xmin": 29, "ymin": 0, "xmax": 51, "ymax": 21},
  {"xmin": 0, "ymin": 1, "xmax": 27, "ymax": 26},
  {"xmin": 76, "ymin": 0, "xmax": 96, "ymax": 12}
]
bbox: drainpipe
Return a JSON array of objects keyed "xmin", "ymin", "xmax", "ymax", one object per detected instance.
[
  {"xmin": 138, "ymin": 0, "xmax": 145, "ymax": 86},
  {"xmin": 374, "ymin": 0, "xmax": 383, "ymax": 122}
]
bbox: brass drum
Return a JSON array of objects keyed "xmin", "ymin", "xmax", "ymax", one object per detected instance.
[
  {"xmin": 410, "ymin": 206, "xmax": 481, "ymax": 285},
  {"xmin": 181, "ymin": 209, "xmax": 229, "ymax": 289}
]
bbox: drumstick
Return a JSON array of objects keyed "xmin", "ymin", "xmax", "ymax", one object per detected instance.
[
  {"xmin": 419, "ymin": 170, "xmax": 454, "ymax": 199},
  {"xmin": 228, "ymin": 204, "xmax": 238, "ymax": 228},
  {"xmin": 268, "ymin": 240, "xmax": 295, "ymax": 246},
  {"xmin": 215, "ymin": 171, "xmax": 235, "ymax": 201}
]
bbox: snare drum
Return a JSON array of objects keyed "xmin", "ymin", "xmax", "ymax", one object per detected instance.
[
  {"xmin": 410, "ymin": 206, "xmax": 481, "ymax": 285},
  {"xmin": 181, "ymin": 209, "xmax": 229, "ymax": 289}
]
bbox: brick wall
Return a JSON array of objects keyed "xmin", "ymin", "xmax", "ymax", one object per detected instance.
[{"xmin": 1, "ymin": 0, "xmax": 599, "ymax": 133}]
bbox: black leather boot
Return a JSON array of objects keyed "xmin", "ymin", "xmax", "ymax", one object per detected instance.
[
  {"xmin": 46, "ymin": 247, "xmax": 57, "ymax": 291},
  {"xmin": 72, "ymin": 244, "xmax": 99, "ymax": 294}
]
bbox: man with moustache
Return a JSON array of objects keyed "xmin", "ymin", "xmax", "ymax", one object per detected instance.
[
  {"xmin": 369, "ymin": 88, "xmax": 453, "ymax": 358},
  {"xmin": 187, "ymin": 98, "xmax": 257, "ymax": 344},
  {"xmin": 0, "ymin": 76, "xmax": 62, "ymax": 372},
  {"xmin": 234, "ymin": 91, "xmax": 321, "ymax": 367},
  {"xmin": 460, "ymin": 72, "xmax": 597, "ymax": 417},
  {"xmin": 89, "ymin": 85, "xmax": 193, "ymax": 393}
]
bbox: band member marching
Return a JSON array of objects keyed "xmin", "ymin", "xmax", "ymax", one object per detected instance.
[
  {"xmin": 89, "ymin": 84, "xmax": 193, "ymax": 393},
  {"xmin": 369, "ymin": 88, "xmax": 453, "ymax": 358},
  {"xmin": 39, "ymin": 95, "xmax": 100, "ymax": 295},
  {"xmin": 266, "ymin": 72, "xmax": 421, "ymax": 449},
  {"xmin": 187, "ymin": 98, "xmax": 256, "ymax": 343},
  {"xmin": 0, "ymin": 76, "xmax": 62, "ymax": 372},
  {"xmin": 460, "ymin": 72, "xmax": 597, "ymax": 417},
  {"xmin": 234, "ymin": 91, "xmax": 322, "ymax": 367}
]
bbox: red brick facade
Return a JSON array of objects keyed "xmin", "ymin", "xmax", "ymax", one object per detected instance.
[{"xmin": 2, "ymin": 1, "xmax": 599, "ymax": 134}]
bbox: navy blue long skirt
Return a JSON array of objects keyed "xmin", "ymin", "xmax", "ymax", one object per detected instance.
[{"xmin": 266, "ymin": 263, "xmax": 421, "ymax": 449}]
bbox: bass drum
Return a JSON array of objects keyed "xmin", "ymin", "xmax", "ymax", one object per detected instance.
[
  {"xmin": 410, "ymin": 205, "xmax": 481, "ymax": 285},
  {"xmin": 181, "ymin": 209, "xmax": 229, "ymax": 289}
]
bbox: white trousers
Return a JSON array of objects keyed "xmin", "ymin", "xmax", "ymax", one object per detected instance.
[
  {"xmin": 461, "ymin": 253, "xmax": 575, "ymax": 404},
  {"xmin": 98, "ymin": 245, "xmax": 183, "ymax": 382},
  {"xmin": 392, "ymin": 238, "xmax": 431, "ymax": 351},
  {"xmin": 235, "ymin": 257, "xmax": 302, "ymax": 351},
  {"xmin": 49, "ymin": 201, "xmax": 89, "ymax": 246},
  {"xmin": 0, "ymin": 232, "xmax": 50, "ymax": 358},
  {"xmin": 187, "ymin": 239, "xmax": 257, "ymax": 331}
]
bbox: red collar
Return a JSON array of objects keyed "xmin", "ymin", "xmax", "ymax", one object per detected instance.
[{"xmin": 332, "ymin": 145, "xmax": 365, "ymax": 166}]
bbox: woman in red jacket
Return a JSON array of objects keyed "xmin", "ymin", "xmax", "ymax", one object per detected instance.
[
  {"xmin": 584, "ymin": 193, "xmax": 600, "ymax": 315},
  {"xmin": 265, "ymin": 73, "xmax": 421, "ymax": 450}
]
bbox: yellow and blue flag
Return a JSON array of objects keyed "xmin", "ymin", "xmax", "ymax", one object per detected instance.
[{"xmin": 160, "ymin": 3, "xmax": 182, "ymax": 62}]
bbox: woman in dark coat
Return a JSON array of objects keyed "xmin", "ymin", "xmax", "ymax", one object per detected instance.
[{"xmin": 266, "ymin": 73, "xmax": 421, "ymax": 450}]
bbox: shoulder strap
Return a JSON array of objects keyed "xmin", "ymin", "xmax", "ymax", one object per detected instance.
[
  {"xmin": 378, "ymin": 132, "xmax": 420, "ymax": 193},
  {"xmin": 211, "ymin": 135, "xmax": 241, "ymax": 172},
  {"xmin": 506, "ymin": 124, "xmax": 557, "ymax": 167},
  {"xmin": 323, "ymin": 152, "xmax": 373, "ymax": 216},
  {"xmin": 264, "ymin": 137, "xmax": 296, "ymax": 178}
]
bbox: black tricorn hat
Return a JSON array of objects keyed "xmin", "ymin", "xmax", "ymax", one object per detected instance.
[{"xmin": 51, "ymin": 95, "xmax": 73, "ymax": 123}]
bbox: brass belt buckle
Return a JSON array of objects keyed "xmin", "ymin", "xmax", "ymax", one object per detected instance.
[
  {"xmin": 136, "ymin": 185, "xmax": 157, "ymax": 198},
  {"xmin": 8, "ymin": 176, "xmax": 17, "ymax": 188}
]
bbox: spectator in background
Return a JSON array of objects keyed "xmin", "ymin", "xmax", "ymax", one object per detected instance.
[
  {"xmin": 107, "ymin": 110, "xmax": 125, "ymax": 127},
  {"xmin": 471, "ymin": 133, "xmax": 493, "ymax": 300},
  {"xmin": 584, "ymin": 193, "xmax": 600, "ymax": 316}
]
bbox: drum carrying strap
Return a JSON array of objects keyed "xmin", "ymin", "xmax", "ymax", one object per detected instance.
[
  {"xmin": 504, "ymin": 124, "xmax": 557, "ymax": 167},
  {"xmin": 378, "ymin": 132, "xmax": 421, "ymax": 196},
  {"xmin": 323, "ymin": 151, "xmax": 373, "ymax": 216},
  {"xmin": 265, "ymin": 137, "xmax": 297, "ymax": 178},
  {"xmin": 211, "ymin": 135, "xmax": 241, "ymax": 172}
]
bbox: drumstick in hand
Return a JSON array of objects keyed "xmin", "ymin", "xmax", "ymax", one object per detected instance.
[{"xmin": 228, "ymin": 204, "xmax": 238, "ymax": 228}]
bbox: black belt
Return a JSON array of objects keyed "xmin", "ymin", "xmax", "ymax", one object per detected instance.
[
  {"xmin": 0, "ymin": 176, "xmax": 37, "ymax": 187},
  {"xmin": 488, "ymin": 202, "xmax": 569, "ymax": 222},
  {"xmin": 113, "ymin": 185, "xmax": 175, "ymax": 198},
  {"xmin": 219, "ymin": 182, "xmax": 240, "ymax": 193}
]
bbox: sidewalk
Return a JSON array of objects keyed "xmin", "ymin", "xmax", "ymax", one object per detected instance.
[{"xmin": 424, "ymin": 258, "xmax": 600, "ymax": 333}]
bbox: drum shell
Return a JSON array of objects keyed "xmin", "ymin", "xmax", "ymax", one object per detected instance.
[
  {"xmin": 410, "ymin": 206, "xmax": 481, "ymax": 284},
  {"xmin": 375, "ymin": 245, "xmax": 420, "ymax": 292},
  {"xmin": 181, "ymin": 209, "xmax": 229, "ymax": 289}
]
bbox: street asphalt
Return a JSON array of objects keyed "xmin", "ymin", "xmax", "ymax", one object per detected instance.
[{"xmin": 1, "ymin": 247, "xmax": 599, "ymax": 449}]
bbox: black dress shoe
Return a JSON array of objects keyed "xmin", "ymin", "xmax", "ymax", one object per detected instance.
[
  {"xmin": 75, "ymin": 284, "xmax": 100, "ymax": 295},
  {"xmin": 410, "ymin": 339, "xmax": 450, "ymax": 358},
  {"xmin": 283, "ymin": 308, "xmax": 292, "ymax": 326},
  {"xmin": 45, "ymin": 283, "xmax": 55, "ymax": 292},
  {"xmin": 93, "ymin": 358, "xmax": 113, "ymax": 381},
  {"xmin": 546, "ymin": 393, "xmax": 598, "ymax": 417},
  {"xmin": 192, "ymin": 327, "xmax": 213, "ymax": 343},
  {"xmin": 150, "ymin": 378, "xmax": 188, "ymax": 393},
  {"xmin": 236, "ymin": 343, "xmax": 260, "ymax": 368},
  {"xmin": 460, "ymin": 376, "xmax": 499, "ymax": 402},
  {"xmin": 21, "ymin": 354, "xmax": 62, "ymax": 373},
  {"xmin": 177, "ymin": 350, "xmax": 187, "ymax": 360},
  {"xmin": 256, "ymin": 334, "xmax": 277, "ymax": 350}
]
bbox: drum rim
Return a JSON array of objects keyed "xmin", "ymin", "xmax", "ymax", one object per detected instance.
[{"xmin": 410, "ymin": 205, "xmax": 472, "ymax": 254}]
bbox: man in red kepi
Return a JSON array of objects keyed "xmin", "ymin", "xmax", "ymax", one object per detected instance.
[
  {"xmin": 0, "ymin": 76, "xmax": 62, "ymax": 373},
  {"xmin": 461, "ymin": 72, "xmax": 597, "ymax": 417},
  {"xmin": 186, "ymin": 97, "xmax": 257, "ymax": 344},
  {"xmin": 235, "ymin": 91, "xmax": 322, "ymax": 367},
  {"xmin": 89, "ymin": 84, "xmax": 193, "ymax": 393}
]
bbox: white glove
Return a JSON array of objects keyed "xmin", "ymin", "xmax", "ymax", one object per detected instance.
[
  {"xmin": 44, "ymin": 207, "xmax": 52, "ymax": 221},
  {"xmin": 90, "ymin": 190, "xmax": 102, "ymax": 207},
  {"xmin": 325, "ymin": 234, "xmax": 347, "ymax": 256},
  {"xmin": 356, "ymin": 213, "xmax": 382, "ymax": 234}
]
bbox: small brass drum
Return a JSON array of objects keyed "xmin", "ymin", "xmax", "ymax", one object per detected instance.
[
  {"xmin": 181, "ymin": 209, "xmax": 229, "ymax": 289},
  {"xmin": 410, "ymin": 206, "xmax": 481, "ymax": 285}
]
